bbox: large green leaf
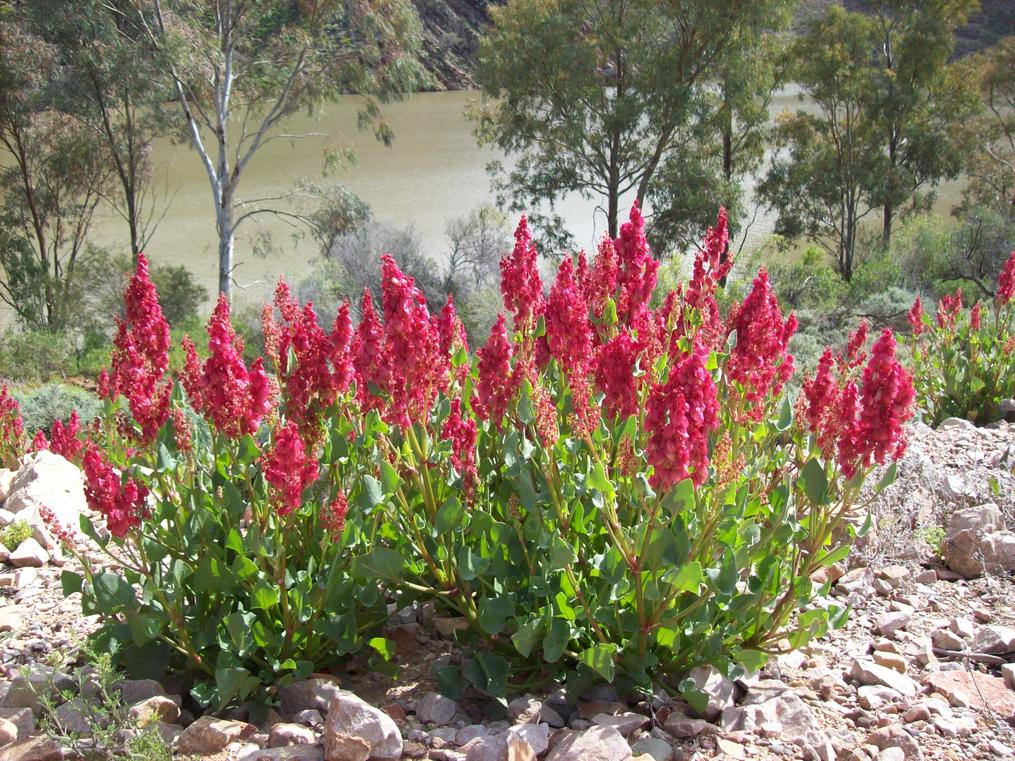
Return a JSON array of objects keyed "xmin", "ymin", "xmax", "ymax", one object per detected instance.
[
  {"xmin": 93, "ymin": 572, "xmax": 135, "ymax": 615},
  {"xmin": 579, "ymin": 643, "xmax": 617, "ymax": 682}
]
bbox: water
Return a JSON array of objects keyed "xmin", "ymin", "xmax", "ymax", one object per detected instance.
[{"xmin": 8, "ymin": 87, "xmax": 963, "ymax": 323}]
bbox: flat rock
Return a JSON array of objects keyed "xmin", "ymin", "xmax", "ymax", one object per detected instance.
[
  {"xmin": 4, "ymin": 451, "xmax": 86, "ymax": 549},
  {"xmin": 239, "ymin": 746, "xmax": 325, "ymax": 761},
  {"xmin": 849, "ymin": 659, "xmax": 917, "ymax": 697},
  {"xmin": 924, "ymin": 670, "xmax": 1015, "ymax": 717},
  {"xmin": 865, "ymin": 726, "xmax": 923, "ymax": 761},
  {"xmin": 545, "ymin": 725, "xmax": 632, "ymax": 761},
  {"xmin": 177, "ymin": 716, "xmax": 257, "ymax": 754},
  {"xmin": 323, "ymin": 691, "xmax": 402, "ymax": 761},
  {"xmin": 269, "ymin": 722, "xmax": 318, "ymax": 747},
  {"xmin": 8, "ymin": 539, "xmax": 47, "ymax": 568},
  {"xmin": 591, "ymin": 712, "xmax": 649, "ymax": 737},
  {"xmin": 280, "ymin": 678, "xmax": 344, "ymax": 716},
  {"xmin": 0, "ymin": 709, "xmax": 34, "ymax": 740},
  {"xmin": 0, "ymin": 718, "xmax": 17, "ymax": 748},
  {"xmin": 116, "ymin": 679, "xmax": 165, "ymax": 706},
  {"xmin": 876, "ymin": 612, "xmax": 910, "ymax": 638},
  {"xmin": 721, "ymin": 693, "xmax": 833, "ymax": 761},
  {"xmin": 2, "ymin": 666, "xmax": 74, "ymax": 712},
  {"xmin": 0, "ymin": 737, "xmax": 64, "ymax": 761},
  {"xmin": 415, "ymin": 692, "xmax": 458, "ymax": 725},
  {"xmin": 871, "ymin": 651, "xmax": 907, "ymax": 674},
  {"xmin": 127, "ymin": 695, "xmax": 179, "ymax": 726},
  {"xmin": 971, "ymin": 625, "xmax": 1015, "ymax": 654},
  {"xmin": 630, "ymin": 736, "xmax": 673, "ymax": 761},
  {"xmin": 663, "ymin": 714, "xmax": 716, "ymax": 738}
]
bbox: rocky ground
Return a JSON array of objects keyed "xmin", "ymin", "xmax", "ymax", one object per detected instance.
[{"xmin": 0, "ymin": 419, "xmax": 1012, "ymax": 761}]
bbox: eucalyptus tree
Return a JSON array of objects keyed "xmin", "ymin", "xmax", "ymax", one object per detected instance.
[
  {"xmin": 131, "ymin": 0, "xmax": 425, "ymax": 301},
  {"xmin": 473, "ymin": 0, "xmax": 796, "ymax": 252}
]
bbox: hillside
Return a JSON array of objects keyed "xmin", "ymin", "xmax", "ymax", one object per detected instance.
[{"xmin": 415, "ymin": 0, "xmax": 1013, "ymax": 89}]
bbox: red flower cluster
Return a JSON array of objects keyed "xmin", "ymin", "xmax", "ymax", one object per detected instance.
[
  {"xmin": 0, "ymin": 386, "xmax": 24, "ymax": 455},
  {"xmin": 441, "ymin": 399, "xmax": 477, "ymax": 484},
  {"xmin": 997, "ymin": 251, "xmax": 1015, "ymax": 306},
  {"xmin": 377, "ymin": 256, "xmax": 445, "ymax": 426},
  {"xmin": 500, "ymin": 215, "xmax": 544, "ymax": 331},
  {"xmin": 262, "ymin": 421, "xmax": 319, "ymax": 516},
  {"xmin": 321, "ymin": 492, "xmax": 349, "ymax": 536},
  {"xmin": 845, "ymin": 320, "xmax": 869, "ymax": 368},
  {"xmin": 82, "ymin": 443, "xmax": 149, "ymax": 537},
  {"xmin": 645, "ymin": 347, "xmax": 719, "ymax": 490},
  {"xmin": 38, "ymin": 411, "xmax": 83, "ymax": 463},
  {"xmin": 614, "ymin": 202, "xmax": 659, "ymax": 326},
  {"xmin": 970, "ymin": 302, "xmax": 982, "ymax": 330},
  {"xmin": 351, "ymin": 290, "xmax": 390, "ymax": 414},
  {"xmin": 726, "ymin": 270, "xmax": 797, "ymax": 418},
  {"xmin": 683, "ymin": 209, "xmax": 733, "ymax": 347},
  {"xmin": 582, "ymin": 238, "xmax": 618, "ymax": 322},
  {"xmin": 908, "ymin": 297, "xmax": 926, "ymax": 336},
  {"xmin": 475, "ymin": 315, "xmax": 516, "ymax": 427},
  {"xmin": 595, "ymin": 332, "xmax": 640, "ymax": 420},
  {"xmin": 437, "ymin": 296, "xmax": 470, "ymax": 389},
  {"xmin": 803, "ymin": 329, "xmax": 914, "ymax": 478},
  {"xmin": 182, "ymin": 296, "xmax": 272, "ymax": 438},
  {"xmin": 545, "ymin": 257, "xmax": 594, "ymax": 377},
  {"xmin": 105, "ymin": 254, "xmax": 172, "ymax": 442},
  {"xmin": 266, "ymin": 281, "xmax": 354, "ymax": 440},
  {"xmin": 936, "ymin": 289, "xmax": 962, "ymax": 329}
]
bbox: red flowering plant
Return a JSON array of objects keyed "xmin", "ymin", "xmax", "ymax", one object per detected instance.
[
  {"xmin": 58, "ymin": 259, "xmax": 396, "ymax": 714},
  {"xmin": 0, "ymin": 385, "xmax": 26, "ymax": 468},
  {"xmin": 350, "ymin": 205, "xmax": 912, "ymax": 704},
  {"xmin": 904, "ymin": 251, "xmax": 1015, "ymax": 425}
]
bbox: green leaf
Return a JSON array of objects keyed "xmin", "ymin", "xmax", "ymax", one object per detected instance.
[
  {"xmin": 800, "ymin": 459, "xmax": 828, "ymax": 505},
  {"xmin": 462, "ymin": 652, "xmax": 508, "ymax": 697},
  {"xmin": 588, "ymin": 460, "xmax": 615, "ymax": 502},
  {"xmin": 477, "ymin": 596, "xmax": 515, "ymax": 635},
  {"xmin": 60, "ymin": 570, "xmax": 83, "ymax": 597},
  {"xmin": 92, "ymin": 572, "xmax": 135, "ymax": 615},
  {"xmin": 579, "ymin": 643, "xmax": 617, "ymax": 683},
  {"xmin": 733, "ymin": 647, "xmax": 769, "ymax": 673},
  {"xmin": 368, "ymin": 637, "xmax": 396, "ymax": 661},
  {"xmin": 215, "ymin": 666, "xmax": 260, "ymax": 709},
  {"xmin": 775, "ymin": 396, "xmax": 793, "ymax": 431},
  {"xmin": 250, "ymin": 581, "xmax": 281, "ymax": 611},
  {"xmin": 457, "ymin": 547, "xmax": 490, "ymax": 581},
  {"xmin": 353, "ymin": 547, "xmax": 404, "ymax": 581},
  {"xmin": 662, "ymin": 561, "xmax": 703, "ymax": 594},
  {"xmin": 542, "ymin": 617, "xmax": 570, "ymax": 663},
  {"xmin": 380, "ymin": 461, "xmax": 402, "ymax": 495},
  {"xmin": 192, "ymin": 555, "xmax": 234, "ymax": 593},
  {"xmin": 512, "ymin": 618, "xmax": 544, "ymax": 658},
  {"xmin": 873, "ymin": 462, "xmax": 897, "ymax": 494},
  {"xmin": 517, "ymin": 380, "xmax": 536, "ymax": 425},
  {"xmin": 358, "ymin": 475, "xmax": 384, "ymax": 510},
  {"xmin": 435, "ymin": 665, "xmax": 465, "ymax": 700},
  {"xmin": 128, "ymin": 613, "xmax": 164, "ymax": 646},
  {"xmin": 436, "ymin": 496, "xmax": 465, "ymax": 534},
  {"xmin": 663, "ymin": 478, "xmax": 695, "ymax": 516},
  {"xmin": 156, "ymin": 443, "xmax": 177, "ymax": 472}
]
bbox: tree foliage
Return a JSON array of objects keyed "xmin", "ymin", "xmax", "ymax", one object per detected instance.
[{"xmin": 474, "ymin": 0, "xmax": 794, "ymax": 253}]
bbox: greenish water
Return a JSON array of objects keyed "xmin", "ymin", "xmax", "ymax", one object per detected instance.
[{"xmin": 6, "ymin": 87, "xmax": 965, "ymax": 324}]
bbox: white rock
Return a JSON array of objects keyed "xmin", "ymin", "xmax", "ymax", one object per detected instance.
[
  {"xmin": 7, "ymin": 539, "xmax": 47, "ymax": 568},
  {"xmin": 0, "ymin": 717, "xmax": 18, "ymax": 747},
  {"xmin": 280, "ymin": 678, "xmax": 343, "ymax": 716},
  {"xmin": 849, "ymin": 659, "xmax": 918, "ymax": 697},
  {"xmin": 876, "ymin": 612, "xmax": 910, "ymax": 638},
  {"xmin": 323, "ymin": 691, "xmax": 402, "ymax": 761},
  {"xmin": 127, "ymin": 695, "xmax": 179, "ymax": 726},
  {"xmin": 544, "ymin": 725, "xmax": 632, "ymax": 761},
  {"xmin": 0, "ymin": 469, "xmax": 15, "ymax": 504},
  {"xmin": 971, "ymin": 625, "xmax": 1015, "ymax": 654},
  {"xmin": 4, "ymin": 451, "xmax": 86, "ymax": 548},
  {"xmin": 948, "ymin": 617, "xmax": 976, "ymax": 640},
  {"xmin": 1002, "ymin": 663, "xmax": 1015, "ymax": 691},
  {"xmin": 931, "ymin": 628, "xmax": 965, "ymax": 651},
  {"xmin": 720, "ymin": 693, "xmax": 833, "ymax": 761}
]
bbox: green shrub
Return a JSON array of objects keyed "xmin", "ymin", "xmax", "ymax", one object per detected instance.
[
  {"xmin": 13, "ymin": 384, "xmax": 101, "ymax": 436},
  {"xmin": 0, "ymin": 520, "xmax": 33, "ymax": 551},
  {"xmin": 68, "ymin": 209, "xmax": 913, "ymax": 712},
  {"xmin": 0, "ymin": 329, "xmax": 78, "ymax": 383}
]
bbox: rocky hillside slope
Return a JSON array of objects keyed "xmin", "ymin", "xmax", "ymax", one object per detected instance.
[{"xmin": 416, "ymin": 0, "xmax": 1011, "ymax": 89}]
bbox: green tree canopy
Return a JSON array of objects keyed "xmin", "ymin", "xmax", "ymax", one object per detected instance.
[{"xmin": 474, "ymin": 0, "xmax": 794, "ymax": 253}]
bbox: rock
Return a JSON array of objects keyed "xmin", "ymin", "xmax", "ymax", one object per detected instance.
[
  {"xmin": 0, "ymin": 710, "xmax": 34, "ymax": 740},
  {"xmin": 7, "ymin": 540, "xmax": 46, "ymax": 568},
  {"xmin": 989, "ymin": 740, "xmax": 1014, "ymax": 758},
  {"xmin": 0, "ymin": 718, "xmax": 17, "ymax": 748},
  {"xmin": 280, "ymin": 678, "xmax": 344, "ymax": 716},
  {"xmin": 931, "ymin": 628, "xmax": 965, "ymax": 651},
  {"xmin": 662, "ymin": 714, "xmax": 716, "ymax": 738},
  {"xmin": 849, "ymin": 659, "xmax": 918, "ymax": 697},
  {"xmin": 876, "ymin": 612, "xmax": 910, "ymax": 638},
  {"xmin": 876, "ymin": 565, "xmax": 909, "ymax": 587},
  {"xmin": 924, "ymin": 670, "xmax": 1015, "ymax": 717},
  {"xmin": 591, "ymin": 712, "xmax": 648, "ymax": 737},
  {"xmin": 942, "ymin": 503, "xmax": 1015, "ymax": 578},
  {"xmin": 507, "ymin": 724, "xmax": 549, "ymax": 756},
  {"xmin": 153, "ymin": 721, "xmax": 183, "ymax": 744},
  {"xmin": 629, "ymin": 736, "xmax": 673, "ymax": 761},
  {"xmin": 177, "ymin": 716, "xmax": 258, "ymax": 754},
  {"xmin": 682, "ymin": 666, "xmax": 734, "ymax": 720},
  {"xmin": 324, "ymin": 733, "xmax": 370, "ymax": 761},
  {"xmin": 3, "ymin": 666, "xmax": 74, "ymax": 712},
  {"xmin": 323, "ymin": 692, "xmax": 402, "ymax": 761},
  {"xmin": 0, "ymin": 469, "xmax": 14, "ymax": 503},
  {"xmin": 0, "ymin": 737, "xmax": 64, "ymax": 761},
  {"xmin": 115, "ymin": 679, "xmax": 165, "ymax": 706},
  {"xmin": 4, "ymin": 451, "xmax": 87, "ymax": 549},
  {"xmin": 269, "ymin": 723, "xmax": 318, "ymax": 747},
  {"xmin": 865, "ymin": 726, "xmax": 923, "ymax": 761},
  {"xmin": 457, "ymin": 726, "xmax": 488, "ymax": 746},
  {"xmin": 913, "ymin": 569, "xmax": 937, "ymax": 585},
  {"xmin": 416, "ymin": 692, "xmax": 458, "ymax": 725},
  {"xmin": 871, "ymin": 651, "xmax": 907, "ymax": 674},
  {"xmin": 53, "ymin": 699, "xmax": 91, "ymax": 734},
  {"xmin": 0, "ymin": 610, "xmax": 22, "ymax": 634},
  {"xmin": 127, "ymin": 695, "xmax": 179, "ymax": 726},
  {"xmin": 721, "ymin": 693, "xmax": 833, "ymax": 761},
  {"xmin": 507, "ymin": 695, "xmax": 564, "ymax": 727},
  {"xmin": 294, "ymin": 710, "xmax": 324, "ymax": 728},
  {"xmin": 971, "ymin": 625, "xmax": 1015, "ymax": 654},
  {"xmin": 506, "ymin": 735, "xmax": 537, "ymax": 761},
  {"xmin": 877, "ymin": 748, "xmax": 906, "ymax": 761},
  {"xmin": 857, "ymin": 686, "xmax": 900, "ymax": 711},
  {"xmin": 544, "ymin": 725, "xmax": 632, "ymax": 761},
  {"xmin": 238, "ymin": 748, "xmax": 324, "ymax": 761},
  {"xmin": 433, "ymin": 617, "xmax": 469, "ymax": 638},
  {"xmin": 948, "ymin": 617, "xmax": 976, "ymax": 640},
  {"xmin": 1002, "ymin": 663, "xmax": 1015, "ymax": 691},
  {"xmin": 902, "ymin": 704, "xmax": 931, "ymax": 723}
]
